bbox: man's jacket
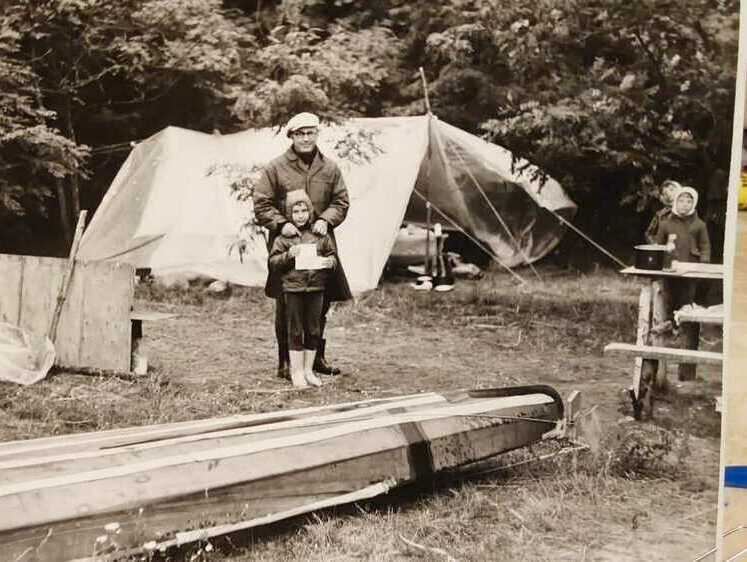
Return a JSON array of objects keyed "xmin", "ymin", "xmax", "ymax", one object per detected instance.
[{"xmin": 254, "ymin": 147, "xmax": 352, "ymax": 301}]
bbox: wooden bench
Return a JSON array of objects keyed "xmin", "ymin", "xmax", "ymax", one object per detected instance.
[{"xmin": 604, "ymin": 342, "xmax": 723, "ymax": 365}]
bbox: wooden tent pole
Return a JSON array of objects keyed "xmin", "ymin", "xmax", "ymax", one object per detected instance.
[
  {"xmin": 419, "ymin": 67, "xmax": 433, "ymax": 275},
  {"xmin": 419, "ymin": 67, "xmax": 431, "ymax": 114}
]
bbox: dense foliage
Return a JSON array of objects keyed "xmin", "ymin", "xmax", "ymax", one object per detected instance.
[{"xmin": 0, "ymin": 0, "xmax": 739, "ymax": 262}]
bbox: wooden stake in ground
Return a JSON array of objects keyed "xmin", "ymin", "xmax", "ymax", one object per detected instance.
[{"xmin": 48, "ymin": 210, "xmax": 87, "ymax": 344}]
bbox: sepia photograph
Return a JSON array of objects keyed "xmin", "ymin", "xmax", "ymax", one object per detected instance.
[{"xmin": 0, "ymin": 1, "xmax": 742, "ymax": 560}]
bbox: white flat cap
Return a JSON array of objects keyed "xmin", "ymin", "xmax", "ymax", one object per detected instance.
[{"xmin": 286, "ymin": 112, "xmax": 320, "ymax": 137}]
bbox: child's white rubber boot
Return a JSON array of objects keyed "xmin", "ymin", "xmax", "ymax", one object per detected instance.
[
  {"xmin": 289, "ymin": 350, "xmax": 308, "ymax": 388},
  {"xmin": 303, "ymin": 349, "xmax": 322, "ymax": 387}
]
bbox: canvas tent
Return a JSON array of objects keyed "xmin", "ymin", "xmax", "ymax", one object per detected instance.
[{"xmin": 78, "ymin": 115, "xmax": 576, "ymax": 293}]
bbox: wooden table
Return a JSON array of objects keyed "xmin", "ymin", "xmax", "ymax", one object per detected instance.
[{"xmin": 605, "ymin": 262, "xmax": 723, "ymax": 419}]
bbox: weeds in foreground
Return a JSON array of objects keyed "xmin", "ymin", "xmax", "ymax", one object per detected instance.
[{"xmin": 220, "ymin": 432, "xmax": 713, "ymax": 562}]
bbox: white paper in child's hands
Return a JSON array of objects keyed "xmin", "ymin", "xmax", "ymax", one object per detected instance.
[{"xmin": 294, "ymin": 244, "xmax": 325, "ymax": 270}]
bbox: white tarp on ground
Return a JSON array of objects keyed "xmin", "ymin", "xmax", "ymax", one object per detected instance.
[{"xmin": 78, "ymin": 115, "xmax": 576, "ymax": 293}]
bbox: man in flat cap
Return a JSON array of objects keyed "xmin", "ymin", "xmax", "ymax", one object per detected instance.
[{"xmin": 254, "ymin": 112, "xmax": 352, "ymax": 381}]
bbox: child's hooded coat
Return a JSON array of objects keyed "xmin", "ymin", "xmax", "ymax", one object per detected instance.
[
  {"xmin": 269, "ymin": 190, "xmax": 337, "ymax": 293},
  {"xmin": 655, "ymin": 186, "xmax": 711, "ymax": 263}
]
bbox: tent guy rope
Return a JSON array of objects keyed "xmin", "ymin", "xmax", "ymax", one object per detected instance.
[
  {"xmin": 552, "ymin": 213, "xmax": 629, "ymax": 269},
  {"xmin": 412, "ymin": 189, "xmax": 527, "ymax": 284},
  {"xmin": 440, "ymin": 128, "xmax": 543, "ymax": 280}
]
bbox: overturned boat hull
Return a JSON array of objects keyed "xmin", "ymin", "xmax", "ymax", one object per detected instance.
[{"xmin": 0, "ymin": 385, "xmax": 573, "ymax": 561}]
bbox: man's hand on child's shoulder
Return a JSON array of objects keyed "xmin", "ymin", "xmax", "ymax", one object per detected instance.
[{"xmin": 281, "ymin": 223, "xmax": 300, "ymax": 238}]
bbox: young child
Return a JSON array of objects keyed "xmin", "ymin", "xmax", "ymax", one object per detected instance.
[
  {"xmin": 644, "ymin": 180, "xmax": 680, "ymax": 244},
  {"xmin": 655, "ymin": 185, "xmax": 711, "ymax": 268},
  {"xmin": 269, "ymin": 190, "xmax": 337, "ymax": 388},
  {"xmin": 655, "ymin": 185, "xmax": 711, "ymax": 380}
]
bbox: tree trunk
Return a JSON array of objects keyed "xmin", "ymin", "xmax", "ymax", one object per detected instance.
[
  {"xmin": 56, "ymin": 178, "xmax": 72, "ymax": 246},
  {"xmin": 62, "ymin": 95, "xmax": 81, "ymax": 219}
]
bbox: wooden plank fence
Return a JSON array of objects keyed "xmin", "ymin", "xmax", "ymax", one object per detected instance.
[{"xmin": 0, "ymin": 254, "xmax": 134, "ymax": 372}]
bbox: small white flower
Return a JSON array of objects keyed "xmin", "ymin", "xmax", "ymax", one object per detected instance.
[
  {"xmin": 104, "ymin": 522, "xmax": 121, "ymax": 533},
  {"xmin": 670, "ymin": 54, "xmax": 681, "ymax": 67},
  {"xmin": 680, "ymin": 80, "xmax": 691, "ymax": 92},
  {"xmin": 619, "ymin": 74, "xmax": 636, "ymax": 91},
  {"xmin": 96, "ymin": 535, "xmax": 109, "ymax": 544},
  {"xmin": 510, "ymin": 19, "xmax": 529, "ymax": 33},
  {"xmin": 205, "ymin": 543, "xmax": 214, "ymax": 552}
]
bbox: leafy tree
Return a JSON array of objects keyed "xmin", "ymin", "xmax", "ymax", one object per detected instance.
[
  {"xmin": 0, "ymin": 7, "xmax": 88, "ymax": 252},
  {"xmin": 231, "ymin": 0, "xmax": 404, "ymax": 127},
  {"xmin": 2, "ymin": 0, "xmax": 251, "ymax": 250},
  {"xmin": 1, "ymin": 0, "xmax": 739, "ymax": 265},
  {"xmin": 422, "ymin": 0, "xmax": 738, "ymax": 258}
]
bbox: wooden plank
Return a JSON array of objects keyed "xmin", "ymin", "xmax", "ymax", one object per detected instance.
[
  {"xmin": 0, "ymin": 254, "xmax": 24, "ymax": 325},
  {"xmin": 18, "ymin": 256, "xmax": 64, "ymax": 338},
  {"xmin": 4, "ymin": 451, "xmax": 413, "ymax": 562},
  {"xmin": 54, "ymin": 259, "xmax": 87, "ymax": 367},
  {"xmin": 670, "ymin": 261, "xmax": 724, "ymax": 275},
  {"xmin": 620, "ymin": 265, "xmax": 723, "ymax": 280},
  {"xmin": 79, "ymin": 261, "xmax": 133, "ymax": 371},
  {"xmin": 157, "ymin": 478, "xmax": 398, "ymax": 553},
  {"xmin": 604, "ymin": 343, "xmax": 722, "ymax": 365},
  {"xmin": 650, "ymin": 279, "xmax": 669, "ymax": 385},
  {"xmin": 130, "ymin": 311, "xmax": 177, "ymax": 321},
  {"xmin": 0, "ymin": 393, "xmax": 444, "ymax": 460},
  {"xmin": 0, "ymin": 394, "xmax": 449, "ymax": 472},
  {"xmin": 676, "ymin": 309, "xmax": 724, "ymax": 325}
]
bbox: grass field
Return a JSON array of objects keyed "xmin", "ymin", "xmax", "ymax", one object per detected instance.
[{"xmin": 0, "ymin": 266, "xmax": 723, "ymax": 561}]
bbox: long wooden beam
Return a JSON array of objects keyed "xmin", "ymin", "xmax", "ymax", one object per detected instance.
[
  {"xmin": 0, "ymin": 393, "xmax": 442, "ymax": 460},
  {"xmin": 0, "ymin": 394, "xmax": 445, "ymax": 474},
  {"xmin": 604, "ymin": 342, "xmax": 723, "ymax": 365}
]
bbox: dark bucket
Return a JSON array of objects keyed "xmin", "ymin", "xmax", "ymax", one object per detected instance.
[{"xmin": 634, "ymin": 244, "xmax": 668, "ymax": 270}]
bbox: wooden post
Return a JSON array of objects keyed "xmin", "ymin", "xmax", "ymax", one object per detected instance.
[
  {"xmin": 631, "ymin": 285, "xmax": 657, "ymax": 420},
  {"xmin": 425, "ymin": 201, "xmax": 432, "ymax": 276},
  {"xmin": 650, "ymin": 279, "xmax": 669, "ymax": 389},
  {"xmin": 631, "ymin": 285, "xmax": 651, "ymax": 399},
  {"xmin": 419, "ymin": 67, "xmax": 431, "ymax": 115},
  {"xmin": 419, "ymin": 67, "xmax": 433, "ymax": 277}
]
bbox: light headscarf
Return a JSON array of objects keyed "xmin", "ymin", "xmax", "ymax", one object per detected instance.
[{"xmin": 671, "ymin": 186, "xmax": 698, "ymax": 217}]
